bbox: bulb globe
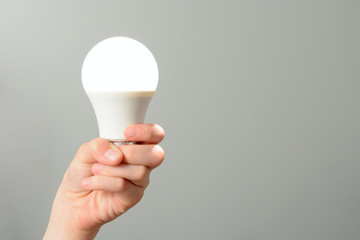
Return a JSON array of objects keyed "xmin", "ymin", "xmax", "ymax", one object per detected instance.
[{"xmin": 82, "ymin": 37, "xmax": 159, "ymax": 143}]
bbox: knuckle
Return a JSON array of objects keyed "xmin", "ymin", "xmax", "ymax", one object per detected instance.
[
  {"xmin": 135, "ymin": 166, "xmax": 148, "ymax": 181},
  {"xmin": 145, "ymin": 178, "xmax": 150, "ymax": 188},
  {"xmin": 151, "ymin": 124, "xmax": 165, "ymax": 142},
  {"xmin": 75, "ymin": 142, "xmax": 91, "ymax": 162},
  {"xmin": 90, "ymin": 138, "xmax": 108, "ymax": 150},
  {"xmin": 88, "ymin": 138, "xmax": 109, "ymax": 156},
  {"xmin": 143, "ymin": 175, "xmax": 150, "ymax": 188},
  {"xmin": 135, "ymin": 191, "xmax": 145, "ymax": 203},
  {"xmin": 78, "ymin": 142, "xmax": 89, "ymax": 153},
  {"xmin": 152, "ymin": 145, "xmax": 165, "ymax": 166}
]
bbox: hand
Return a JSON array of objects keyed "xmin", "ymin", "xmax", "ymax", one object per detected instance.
[{"xmin": 43, "ymin": 124, "xmax": 165, "ymax": 240}]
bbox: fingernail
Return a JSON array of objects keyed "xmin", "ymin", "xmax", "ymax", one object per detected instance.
[
  {"xmin": 104, "ymin": 149, "xmax": 121, "ymax": 162},
  {"xmin": 125, "ymin": 126, "xmax": 139, "ymax": 139},
  {"xmin": 92, "ymin": 163, "xmax": 102, "ymax": 174},
  {"xmin": 81, "ymin": 178, "xmax": 90, "ymax": 189}
]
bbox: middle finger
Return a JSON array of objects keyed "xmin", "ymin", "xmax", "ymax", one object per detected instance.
[
  {"xmin": 92, "ymin": 163, "xmax": 150, "ymax": 188},
  {"xmin": 116, "ymin": 144, "xmax": 165, "ymax": 170}
]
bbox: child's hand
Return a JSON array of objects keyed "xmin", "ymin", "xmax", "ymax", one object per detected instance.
[{"xmin": 44, "ymin": 124, "xmax": 165, "ymax": 240}]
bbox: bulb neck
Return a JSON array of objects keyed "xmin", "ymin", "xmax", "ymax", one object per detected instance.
[
  {"xmin": 110, "ymin": 140, "xmax": 136, "ymax": 145},
  {"xmin": 86, "ymin": 90, "xmax": 153, "ymax": 142}
]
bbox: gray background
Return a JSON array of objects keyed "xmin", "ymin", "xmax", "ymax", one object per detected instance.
[{"xmin": 0, "ymin": 0, "xmax": 359, "ymax": 239}]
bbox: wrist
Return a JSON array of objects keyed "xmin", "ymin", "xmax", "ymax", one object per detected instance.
[
  {"xmin": 44, "ymin": 220, "xmax": 100, "ymax": 240},
  {"xmin": 43, "ymin": 186, "xmax": 100, "ymax": 240}
]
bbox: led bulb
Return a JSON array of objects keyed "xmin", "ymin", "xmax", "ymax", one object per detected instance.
[{"xmin": 82, "ymin": 37, "xmax": 159, "ymax": 144}]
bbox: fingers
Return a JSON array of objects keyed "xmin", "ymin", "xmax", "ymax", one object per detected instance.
[
  {"xmin": 81, "ymin": 175, "xmax": 144, "ymax": 206},
  {"xmin": 124, "ymin": 124, "xmax": 165, "ymax": 144},
  {"xmin": 68, "ymin": 124, "xmax": 164, "ymax": 195},
  {"xmin": 120, "ymin": 124, "xmax": 165, "ymax": 170},
  {"xmin": 117, "ymin": 144, "xmax": 165, "ymax": 170},
  {"xmin": 91, "ymin": 163, "xmax": 150, "ymax": 188},
  {"xmin": 74, "ymin": 124, "xmax": 165, "ymax": 167},
  {"xmin": 75, "ymin": 138, "xmax": 123, "ymax": 166}
]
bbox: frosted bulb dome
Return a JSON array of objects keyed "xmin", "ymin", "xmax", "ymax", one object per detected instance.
[{"xmin": 82, "ymin": 37, "xmax": 158, "ymax": 92}]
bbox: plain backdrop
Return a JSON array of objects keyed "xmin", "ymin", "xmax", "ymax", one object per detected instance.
[{"xmin": 0, "ymin": 1, "xmax": 359, "ymax": 239}]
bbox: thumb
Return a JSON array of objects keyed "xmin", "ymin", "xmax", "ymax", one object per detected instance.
[{"xmin": 75, "ymin": 138, "xmax": 123, "ymax": 165}]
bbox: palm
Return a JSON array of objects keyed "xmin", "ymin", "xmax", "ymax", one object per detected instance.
[{"xmin": 73, "ymin": 191, "xmax": 128, "ymax": 230}]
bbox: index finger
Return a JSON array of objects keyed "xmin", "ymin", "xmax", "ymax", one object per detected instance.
[{"xmin": 124, "ymin": 124, "xmax": 165, "ymax": 144}]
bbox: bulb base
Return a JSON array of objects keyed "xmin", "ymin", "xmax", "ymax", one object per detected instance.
[
  {"xmin": 86, "ymin": 90, "xmax": 154, "ymax": 141},
  {"xmin": 110, "ymin": 140, "xmax": 135, "ymax": 145}
]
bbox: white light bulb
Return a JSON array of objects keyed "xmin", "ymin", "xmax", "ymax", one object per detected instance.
[{"xmin": 82, "ymin": 37, "xmax": 159, "ymax": 144}]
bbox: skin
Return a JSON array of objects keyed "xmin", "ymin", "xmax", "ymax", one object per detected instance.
[{"xmin": 43, "ymin": 124, "xmax": 165, "ymax": 240}]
